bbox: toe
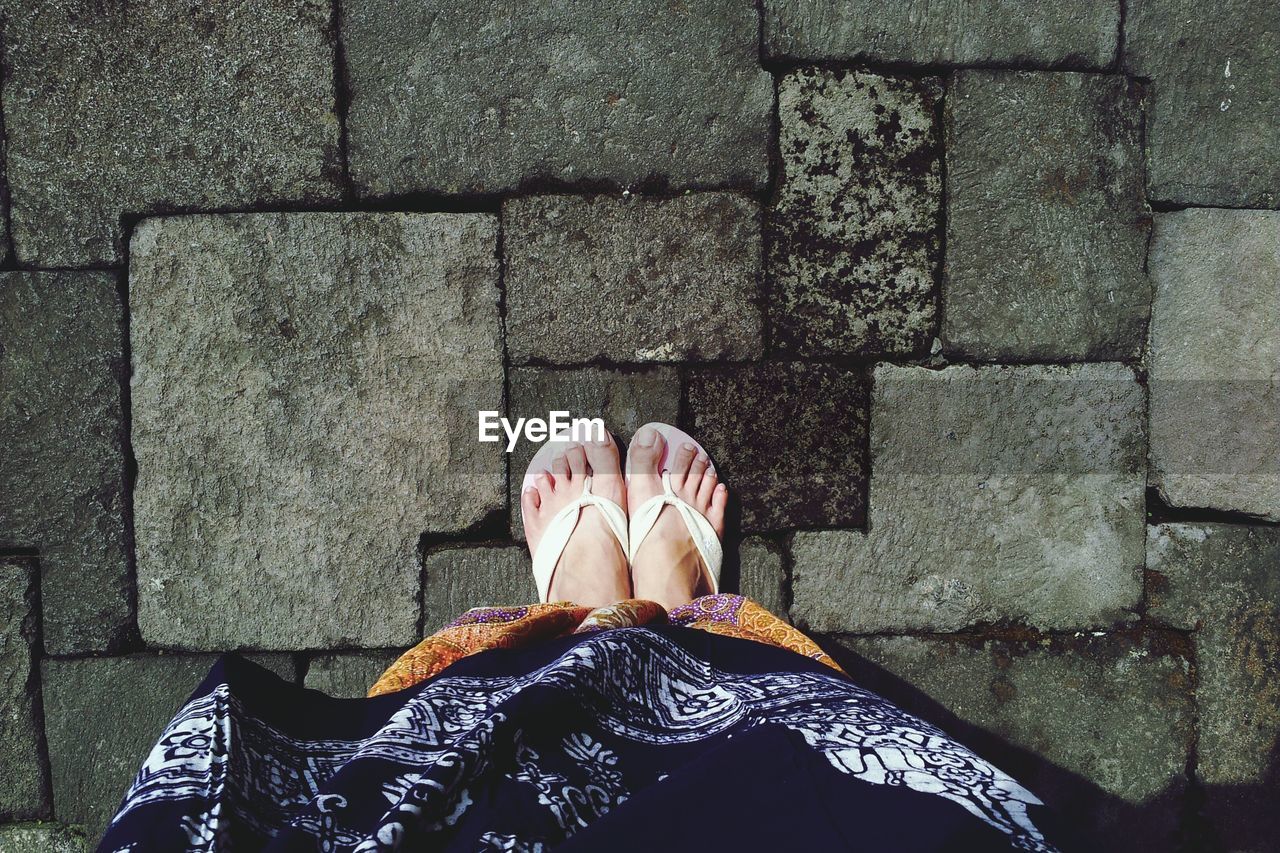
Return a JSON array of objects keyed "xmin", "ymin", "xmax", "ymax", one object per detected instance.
[
  {"xmin": 707, "ymin": 483, "xmax": 728, "ymax": 537},
  {"xmin": 669, "ymin": 442, "xmax": 697, "ymax": 485},
  {"xmin": 535, "ymin": 471, "xmax": 556, "ymax": 502},
  {"xmin": 695, "ymin": 466, "xmax": 718, "ymax": 507},
  {"xmin": 685, "ymin": 453, "xmax": 709, "ymax": 495},
  {"xmin": 551, "ymin": 450, "xmax": 570, "ymax": 480},
  {"xmin": 628, "ymin": 426, "xmax": 665, "ymax": 476},
  {"xmin": 565, "ymin": 443, "xmax": 588, "ymax": 477},
  {"xmin": 584, "ymin": 434, "xmax": 621, "ymax": 476}
]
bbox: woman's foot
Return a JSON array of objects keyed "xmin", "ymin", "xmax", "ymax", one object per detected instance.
[
  {"xmin": 521, "ymin": 436, "xmax": 630, "ymax": 608},
  {"xmin": 627, "ymin": 426, "xmax": 728, "ymax": 610}
]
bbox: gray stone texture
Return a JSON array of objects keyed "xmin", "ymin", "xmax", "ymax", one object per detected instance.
[
  {"xmin": 0, "ymin": 0, "xmax": 342, "ymax": 267},
  {"xmin": 0, "ymin": 559, "xmax": 46, "ymax": 820},
  {"xmin": 764, "ymin": 0, "xmax": 1119, "ymax": 68},
  {"xmin": 840, "ymin": 634, "xmax": 1193, "ymax": 850},
  {"xmin": 686, "ymin": 363, "xmax": 868, "ymax": 531},
  {"xmin": 1125, "ymin": 0, "xmax": 1280, "ymax": 208},
  {"xmin": 1147, "ymin": 210, "xmax": 1280, "ymax": 521},
  {"xmin": 943, "ymin": 71, "xmax": 1150, "ymax": 361},
  {"xmin": 1147, "ymin": 523, "xmax": 1280, "ymax": 850},
  {"xmin": 508, "ymin": 367, "xmax": 681, "ymax": 540},
  {"xmin": 769, "ymin": 68, "xmax": 941, "ymax": 357},
  {"xmin": 130, "ymin": 213, "xmax": 504, "ymax": 651},
  {"xmin": 423, "ymin": 546, "xmax": 535, "ymax": 631},
  {"xmin": 505, "ymin": 194, "xmax": 764, "ymax": 364},
  {"xmin": 305, "ymin": 652, "xmax": 402, "ymax": 699},
  {"xmin": 792, "ymin": 363, "xmax": 1145, "ymax": 633},
  {"xmin": 0, "ymin": 273, "xmax": 129, "ymax": 654},
  {"xmin": 0, "ymin": 824, "xmax": 87, "ymax": 853},
  {"xmin": 736, "ymin": 537, "xmax": 787, "ymax": 619},
  {"xmin": 342, "ymin": 0, "xmax": 771, "ymax": 196},
  {"xmin": 41, "ymin": 654, "xmax": 294, "ymax": 840}
]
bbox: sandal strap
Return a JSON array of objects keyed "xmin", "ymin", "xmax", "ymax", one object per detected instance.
[
  {"xmin": 626, "ymin": 471, "xmax": 722, "ymax": 593},
  {"xmin": 531, "ymin": 476, "xmax": 629, "ymax": 603}
]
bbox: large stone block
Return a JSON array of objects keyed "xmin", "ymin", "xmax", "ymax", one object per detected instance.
[
  {"xmin": 1, "ymin": 0, "xmax": 341, "ymax": 266},
  {"xmin": 304, "ymin": 651, "xmax": 402, "ymax": 699},
  {"xmin": 943, "ymin": 71, "xmax": 1149, "ymax": 361},
  {"xmin": 736, "ymin": 537, "xmax": 788, "ymax": 619},
  {"xmin": 838, "ymin": 634, "xmax": 1193, "ymax": 851},
  {"xmin": 41, "ymin": 654, "xmax": 295, "ymax": 841},
  {"xmin": 769, "ymin": 68, "xmax": 941, "ymax": 357},
  {"xmin": 1147, "ymin": 210, "xmax": 1280, "ymax": 520},
  {"xmin": 0, "ymin": 823, "xmax": 87, "ymax": 853},
  {"xmin": 1147, "ymin": 523, "xmax": 1280, "ymax": 850},
  {"xmin": 792, "ymin": 363, "xmax": 1145, "ymax": 633},
  {"xmin": 0, "ymin": 559, "xmax": 46, "ymax": 819},
  {"xmin": 131, "ymin": 213, "xmax": 504, "ymax": 650},
  {"xmin": 504, "ymin": 195, "xmax": 763, "ymax": 364},
  {"xmin": 686, "ymin": 363, "xmax": 868, "ymax": 532},
  {"xmin": 0, "ymin": 273, "xmax": 129, "ymax": 654},
  {"xmin": 422, "ymin": 545, "xmax": 535, "ymax": 631},
  {"xmin": 507, "ymin": 367, "xmax": 681, "ymax": 540},
  {"xmin": 343, "ymin": 0, "xmax": 771, "ymax": 195},
  {"xmin": 764, "ymin": 0, "xmax": 1118, "ymax": 68},
  {"xmin": 1125, "ymin": 0, "xmax": 1280, "ymax": 208}
]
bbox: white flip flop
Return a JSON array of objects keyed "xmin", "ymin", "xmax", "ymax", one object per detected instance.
[
  {"xmin": 624, "ymin": 422, "xmax": 723, "ymax": 593},
  {"xmin": 521, "ymin": 432, "xmax": 629, "ymax": 603}
]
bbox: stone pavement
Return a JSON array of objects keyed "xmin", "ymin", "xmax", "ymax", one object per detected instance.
[{"xmin": 0, "ymin": 1, "xmax": 1276, "ymax": 849}]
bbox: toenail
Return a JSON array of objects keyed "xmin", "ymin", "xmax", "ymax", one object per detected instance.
[
  {"xmin": 682, "ymin": 442, "xmax": 695, "ymax": 451},
  {"xmin": 635, "ymin": 428, "xmax": 655, "ymax": 446}
]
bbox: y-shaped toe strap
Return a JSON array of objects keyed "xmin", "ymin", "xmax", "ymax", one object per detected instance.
[
  {"xmin": 531, "ymin": 476, "xmax": 630, "ymax": 603},
  {"xmin": 627, "ymin": 471, "xmax": 723, "ymax": 593}
]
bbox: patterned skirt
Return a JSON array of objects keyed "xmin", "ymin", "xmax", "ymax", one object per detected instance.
[{"xmin": 100, "ymin": 595, "xmax": 1068, "ymax": 852}]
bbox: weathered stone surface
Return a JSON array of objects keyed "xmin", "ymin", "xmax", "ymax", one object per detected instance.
[
  {"xmin": 0, "ymin": 823, "xmax": 87, "ymax": 853},
  {"xmin": 508, "ymin": 367, "xmax": 681, "ymax": 540},
  {"xmin": 131, "ymin": 214, "xmax": 504, "ymax": 650},
  {"xmin": 1147, "ymin": 210, "xmax": 1280, "ymax": 520},
  {"xmin": 1, "ymin": 0, "xmax": 341, "ymax": 266},
  {"xmin": 0, "ymin": 273, "xmax": 129, "ymax": 654},
  {"xmin": 764, "ymin": 0, "xmax": 1119, "ymax": 68},
  {"xmin": 0, "ymin": 559, "xmax": 46, "ymax": 819},
  {"xmin": 343, "ymin": 0, "xmax": 770, "ymax": 195},
  {"xmin": 838, "ymin": 634, "xmax": 1193, "ymax": 850},
  {"xmin": 1147, "ymin": 523, "xmax": 1280, "ymax": 849},
  {"xmin": 305, "ymin": 652, "xmax": 402, "ymax": 699},
  {"xmin": 42, "ymin": 654, "xmax": 294, "ymax": 839},
  {"xmin": 737, "ymin": 537, "xmax": 787, "ymax": 619},
  {"xmin": 686, "ymin": 363, "xmax": 868, "ymax": 531},
  {"xmin": 943, "ymin": 71, "xmax": 1149, "ymax": 361},
  {"xmin": 769, "ymin": 69, "xmax": 941, "ymax": 356},
  {"xmin": 423, "ymin": 546, "xmax": 535, "ymax": 630},
  {"xmin": 1125, "ymin": 0, "xmax": 1280, "ymax": 208},
  {"xmin": 792, "ymin": 363, "xmax": 1145, "ymax": 633},
  {"xmin": 505, "ymin": 195, "xmax": 763, "ymax": 364}
]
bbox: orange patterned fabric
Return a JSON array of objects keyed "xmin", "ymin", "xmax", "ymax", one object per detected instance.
[{"xmin": 368, "ymin": 594, "xmax": 841, "ymax": 697}]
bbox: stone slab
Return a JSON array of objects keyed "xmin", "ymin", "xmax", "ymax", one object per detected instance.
[
  {"xmin": 1147, "ymin": 210, "xmax": 1280, "ymax": 520},
  {"xmin": 764, "ymin": 0, "xmax": 1118, "ymax": 68},
  {"xmin": 131, "ymin": 213, "xmax": 504, "ymax": 650},
  {"xmin": 0, "ymin": 824, "xmax": 87, "ymax": 853},
  {"xmin": 769, "ymin": 68, "xmax": 941, "ymax": 356},
  {"xmin": 423, "ymin": 545, "xmax": 535, "ymax": 631},
  {"xmin": 1125, "ymin": 0, "xmax": 1280, "ymax": 208},
  {"xmin": 507, "ymin": 367, "xmax": 681, "ymax": 540},
  {"xmin": 0, "ymin": 559, "xmax": 46, "ymax": 819},
  {"xmin": 343, "ymin": 0, "xmax": 771, "ymax": 195},
  {"xmin": 943, "ymin": 71, "xmax": 1149, "ymax": 361},
  {"xmin": 1, "ymin": 0, "xmax": 341, "ymax": 266},
  {"xmin": 736, "ymin": 537, "xmax": 787, "ymax": 619},
  {"xmin": 304, "ymin": 651, "xmax": 402, "ymax": 699},
  {"xmin": 1146, "ymin": 523, "xmax": 1280, "ymax": 850},
  {"xmin": 838, "ymin": 634, "xmax": 1193, "ymax": 850},
  {"xmin": 41, "ymin": 654, "xmax": 294, "ymax": 840},
  {"xmin": 0, "ymin": 273, "xmax": 129, "ymax": 654},
  {"xmin": 791, "ymin": 363, "xmax": 1145, "ymax": 633},
  {"xmin": 686, "ymin": 363, "xmax": 868, "ymax": 532},
  {"xmin": 504, "ymin": 194, "xmax": 763, "ymax": 364}
]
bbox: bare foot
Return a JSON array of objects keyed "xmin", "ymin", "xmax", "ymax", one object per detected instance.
[
  {"xmin": 627, "ymin": 426, "xmax": 728, "ymax": 610},
  {"xmin": 521, "ymin": 436, "xmax": 630, "ymax": 608}
]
